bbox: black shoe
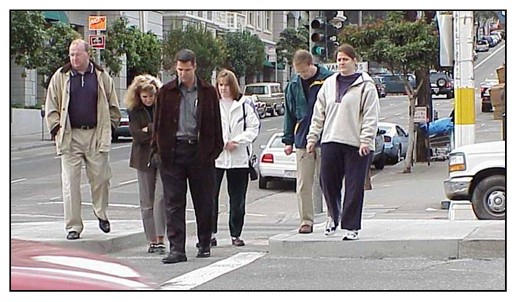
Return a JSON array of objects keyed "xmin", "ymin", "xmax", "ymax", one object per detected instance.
[
  {"xmin": 98, "ymin": 218, "xmax": 110, "ymax": 233},
  {"xmin": 162, "ymin": 251, "xmax": 187, "ymax": 264},
  {"xmin": 66, "ymin": 231, "xmax": 80, "ymax": 240},
  {"xmin": 196, "ymin": 247, "xmax": 211, "ymax": 258},
  {"xmin": 195, "ymin": 237, "xmax": 217, "ymax": 248}
]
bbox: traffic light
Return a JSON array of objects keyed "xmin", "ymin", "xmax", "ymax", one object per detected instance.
[
  {"xmin": 310, "ymin": 16, "xmax": 327, "ymax": 61},
  {"xmin": 310, "ymin": 11, "xmax": 345, "ymax": 62}
]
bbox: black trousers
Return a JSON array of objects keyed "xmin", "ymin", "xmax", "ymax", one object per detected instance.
[
  {"xmin": 212, "ymin": 168, "xmax": 249, "ymax": 238},
  {"xmin": 159, "ymin": 142, "xmax": 215, "ymax": 253},
  {"xmin": 320, "ymin": 142, "xmax": 372, "ymax": 231}
]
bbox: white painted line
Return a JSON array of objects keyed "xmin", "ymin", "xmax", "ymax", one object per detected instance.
[
  {"xmin": 111, "ymin": 145, "xmax": 130, "ymax": 150},
  {"xmin": 474, "ymin": 44, "xmax": 505, "ymax": 70},
  {"xmin": 159, "ymin": 252, "xmax": 266, "ymax": 290},
  {"xmin": 38, "ymin": 201, "xmax": 140, "ymax": 209},
  {"xmin": 11, "ymin": 213, "xmax": 63, "ymax": 219},
  {"xmin": 119, "ymin": 179, "xmax": 138, "ymax": 186},
  {"xmin": 266, "ymin": 128, "xmax": 279, "ymax": 132},
  {"xmin": 11, "ymin": 178, "xmax": 27, "ymax": 184}
]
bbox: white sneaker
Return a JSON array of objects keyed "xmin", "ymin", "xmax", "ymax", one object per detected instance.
[
  {"xmin": 324, "ymin": 217, "xmax": 337, "ymax": 236},
  {"xmin": 342, "ymin": 230, "xmax": 359, "ymax": 240}
]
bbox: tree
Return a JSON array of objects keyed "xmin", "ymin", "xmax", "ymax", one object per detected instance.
[
  {"xmin": 276, "ymin": 27, "xmax": 309, "ymax": 66},
  {"xmin": 103, "ymin": 16, "xmax": 137, "ymax": 77},
  {"xmin": 10, "ymin": 11, "xmax": 46, "ymax": 71},
  {"xmin": 126, "ymin": 29, "xmax": 162, "ymax": 84},
  {"xmin": 162, "ymin": 25, "xmax": 225, "ymax": 81},
  {"xmin": 339, "ymin": 11, "xmax": 439, "ymax": 173},
  {"xmin": 220, "ymin": 30, "xmax": 266, "ymax": 79}
]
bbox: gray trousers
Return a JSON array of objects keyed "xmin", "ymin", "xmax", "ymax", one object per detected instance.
[
  {"xmin": 61, "ymin": 128, "xmax": 111, "ymax": 234},
  {"xmin": 137, "ymin": 168, "xmax": 166, "ymax": 242}
]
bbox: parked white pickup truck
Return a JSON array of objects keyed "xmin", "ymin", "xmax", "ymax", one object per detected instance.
[{"xmin": 443, "ymin": 140, "xmax": 505, "ymax": 220}]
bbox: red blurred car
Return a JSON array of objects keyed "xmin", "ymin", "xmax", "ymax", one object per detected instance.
[{"xmin": 10, "ymin": 239, "xmax": 155, "ymax": 290}]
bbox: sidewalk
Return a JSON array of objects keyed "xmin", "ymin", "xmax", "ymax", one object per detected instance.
[{"xmin": 10, "ymin": 133, "xmax": 505, "ymax": 259}]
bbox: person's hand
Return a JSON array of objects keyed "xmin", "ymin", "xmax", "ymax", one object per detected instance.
[
  {"xmin": 306, "ymin": 142, "xmax": 315, "ymax": 154},
  {"xmin": 359, "ymin": 144, "xmax": 370, "ymax": 157},
  {"xmin": 284, "ymin": 145, "xmax": 293, "ymax": 155},
  {"xmin": 226, "ymin": 141, "xmax": 238, "ymax": 152}
]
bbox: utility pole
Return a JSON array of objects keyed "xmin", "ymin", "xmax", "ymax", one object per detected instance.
[{"xmin": 453, "ymin": 11, "xmax": 475, "ymax": 147}]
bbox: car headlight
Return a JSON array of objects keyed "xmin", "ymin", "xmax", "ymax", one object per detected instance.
[{"xmin": 448, "ymin": 152, "xmax": 466, "ymax": 172}]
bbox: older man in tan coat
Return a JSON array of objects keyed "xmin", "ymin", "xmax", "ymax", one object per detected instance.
[{"xmin": 45, "ymin": 39, "xmax": 120, "ymax": 240}]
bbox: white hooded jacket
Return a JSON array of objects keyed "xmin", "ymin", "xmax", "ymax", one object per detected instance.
[{"xmin": 215, "ymin": 96, "xmax": 260, "ymax": 169}]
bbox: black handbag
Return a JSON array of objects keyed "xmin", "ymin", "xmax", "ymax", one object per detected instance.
[{"xmin": 243, "ymin": 103, "xmax": 258, "ymax": 181}]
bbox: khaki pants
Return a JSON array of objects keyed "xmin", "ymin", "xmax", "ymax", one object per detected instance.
[
  {"xmin": 295, "ymin": 147, "xmax": 321, "ymax": 227},
  {"xmin": 61, "ymin": 129, "xmax": 111, "ymax": 233}
]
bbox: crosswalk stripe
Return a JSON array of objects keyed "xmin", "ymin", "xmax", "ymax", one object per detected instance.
[{"xmin": 158, "ymin": 252, "xmax": 266, "ymax": 290}]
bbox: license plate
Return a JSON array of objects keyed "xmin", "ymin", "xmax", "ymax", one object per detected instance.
[{"xmin": 284, "ymin": 170, "xmax": 296, "ymax": 178}]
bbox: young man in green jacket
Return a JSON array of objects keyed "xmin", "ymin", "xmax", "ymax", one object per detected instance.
[{"xmin": 282, "ymin": 50, "xmax": 333, "ymax": 234}]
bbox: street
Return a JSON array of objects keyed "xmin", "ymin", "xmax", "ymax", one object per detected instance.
[{"xmin": 9, "ymin": 42, "xmax": 506, "ymax": 290}]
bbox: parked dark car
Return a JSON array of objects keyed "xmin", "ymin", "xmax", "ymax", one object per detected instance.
[
  {"xmin": 430, "ymin": 72, "xmax": 454, "ymax": 99},
  {"xmin": 112, "ymin": 108, "xmax": 130, "ymax": 141},
  {"xmin": 381, "ymin": 74, "xmax": 416, "ymax": 94},
  {"xmin": 371, "ymin": 75, "xmax": 387, "ymax": 98},
  {"xmin": 481, "ymin": 36, "xmax": 497, "ymax": 48}
]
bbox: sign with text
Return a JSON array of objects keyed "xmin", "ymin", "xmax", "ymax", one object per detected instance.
[
  {"xmin": 89, "ymin": 35, "xmax": 105, "ymax": 49},
  {"xmin": 323, "ymin": 62, "xmax": 368, "ymax": 73},
  {"xmin": 89, "ymin": 16, "xmax": 107, "ymax": 31},
  {"xmin": 414, "ymin": 106, "xmax": 428, "ymax": 123}
]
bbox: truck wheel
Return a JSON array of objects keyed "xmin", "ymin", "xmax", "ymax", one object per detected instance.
[
  {"xmin": 259, "ymin": 110, "xmax": 266, "ymax": 119},
  {"xmin": 258, "ymin": 174, "xmax": 268, "ymax": 189},
  {"xmin": 471, "ymin": 175, "xmax": 505, "ymax": 220},
  {"xmin": 278, "ymin": 105, "xmax": 285, "ymax": 116}
]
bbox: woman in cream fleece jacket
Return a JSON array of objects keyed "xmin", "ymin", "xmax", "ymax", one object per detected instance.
[{"xmin": 306, "ymin": 44, "xmax": 380, "ymax": 240}]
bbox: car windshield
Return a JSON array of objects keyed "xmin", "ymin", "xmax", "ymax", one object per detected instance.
[
  {"xmin": 120, "ymin": 108, "xmax": 128, "ymax": 118},
  {"xmin": 378, "ymin": 125, "xmax": 392, "ymax": 133},
  {"xmin": 245, "ymin": 86, "xmax": 268, "ymax": 95},
  {"xmin": 270, "ymin": 136, "xmax": 285, "ymax": 148},
  {"xmin": 430, "ymin": 73, "xmax": 450, "ymax": 81}
]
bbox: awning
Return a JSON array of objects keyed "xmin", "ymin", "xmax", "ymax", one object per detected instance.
[
  {"xmin": 263, "ymin": 60, "xmax": 285, "ymax": 70},
  {"xmin": 42, "ymin": 11, "xmax": 69, "ymax": 23}
]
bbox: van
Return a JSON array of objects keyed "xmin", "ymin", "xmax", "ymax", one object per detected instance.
[{"xmin": 243, "ymin": 82, "xmax": 285, "ymax": 116}]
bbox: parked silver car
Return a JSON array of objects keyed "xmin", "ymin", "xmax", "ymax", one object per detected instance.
[
  {"xmin": 112, "ymin": 108, "xmax": 130, "ymax": 141},
  {"xmin": 372, "ymin": 128, "xmax": 386, "ymax": 170},
  {"xmin": 378, "ymin": 122, "xmax": 409, "ymax": 164},
  {"xmin": 243, "ymin": 82, "xmax": 285, "ymax": 117}
]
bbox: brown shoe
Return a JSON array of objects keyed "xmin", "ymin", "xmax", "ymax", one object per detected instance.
[
  {"xmin": 298, "ymin": 224, "xmax": 313, "ymax": 234},
  {"xmin": 231, "ymin": 237, "xmax": 245, "ymax": 246}
]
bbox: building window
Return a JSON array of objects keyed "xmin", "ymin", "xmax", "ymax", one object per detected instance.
[
  {"xmin": 207, "ymin": 11, "xmax": 212, "ymax": 20},
  {"xmin": 265, "ymin": 11, "xmax": 272, "ymax": 31},
  {"xmin": 256, "ymin": 11, "xmax": 262, "ymax": 29},
  {"xmin": 247, "ymin": 11, "xmax": 255, "ymax": 27}
]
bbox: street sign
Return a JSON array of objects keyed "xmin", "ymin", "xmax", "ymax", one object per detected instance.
[
  {"xmin": 89, "ymin": 16, "xmax": 107, "ymax": 31},
  {"xmin": 323, "ymin": 62, "xmax": 368, "ymax": 73},
  {"xmin": 89, "ymin": 35, "xmax": 106, "ymax": 49},
  {"xmin": 414, "ymin": 106, "xmax": 428, "ymax": 123}
]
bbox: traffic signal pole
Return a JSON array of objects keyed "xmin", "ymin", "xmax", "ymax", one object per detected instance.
[{"xmin": 453, "ymin": 11, "xmax": 475, "ymax": 147}]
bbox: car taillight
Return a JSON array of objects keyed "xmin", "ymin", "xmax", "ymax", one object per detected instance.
[
  {"xmin": 120, "ymin": 121, "xmax": 129, "ymax": 126},
  {"xmin": 383, "ymin": 135, "xmax": 391, "ymax": 143},
  {"xmin": 261, "ymin": 154, "xmax": 274, "ymax": 163}
]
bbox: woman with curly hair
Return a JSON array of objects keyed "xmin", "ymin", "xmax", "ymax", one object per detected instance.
[{"xmin": 125, "ymin": 74, "xmax": 167, "ymax": 254}]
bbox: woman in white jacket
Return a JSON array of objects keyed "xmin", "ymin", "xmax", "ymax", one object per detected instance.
[{"xmin": 212, "ymin": 69, "xmax": 260, "ymax": 247}]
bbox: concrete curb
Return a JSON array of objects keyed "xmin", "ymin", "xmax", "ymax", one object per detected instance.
[
  {"xmin": 10, "ymin": 220, "xmax": 197, "ymax": 254},
  {"xmin": 268, "ymin": 220, "xmax": 505, "ymax": 259}
]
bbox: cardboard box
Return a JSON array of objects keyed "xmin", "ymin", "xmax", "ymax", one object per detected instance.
[
  {"xmin": 490, "ymin": 84, "xmax": 505, "ymax": 107},
  {"xmin": 496, "ymin": 65, "xmax": 505, "ymax": 84}
]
